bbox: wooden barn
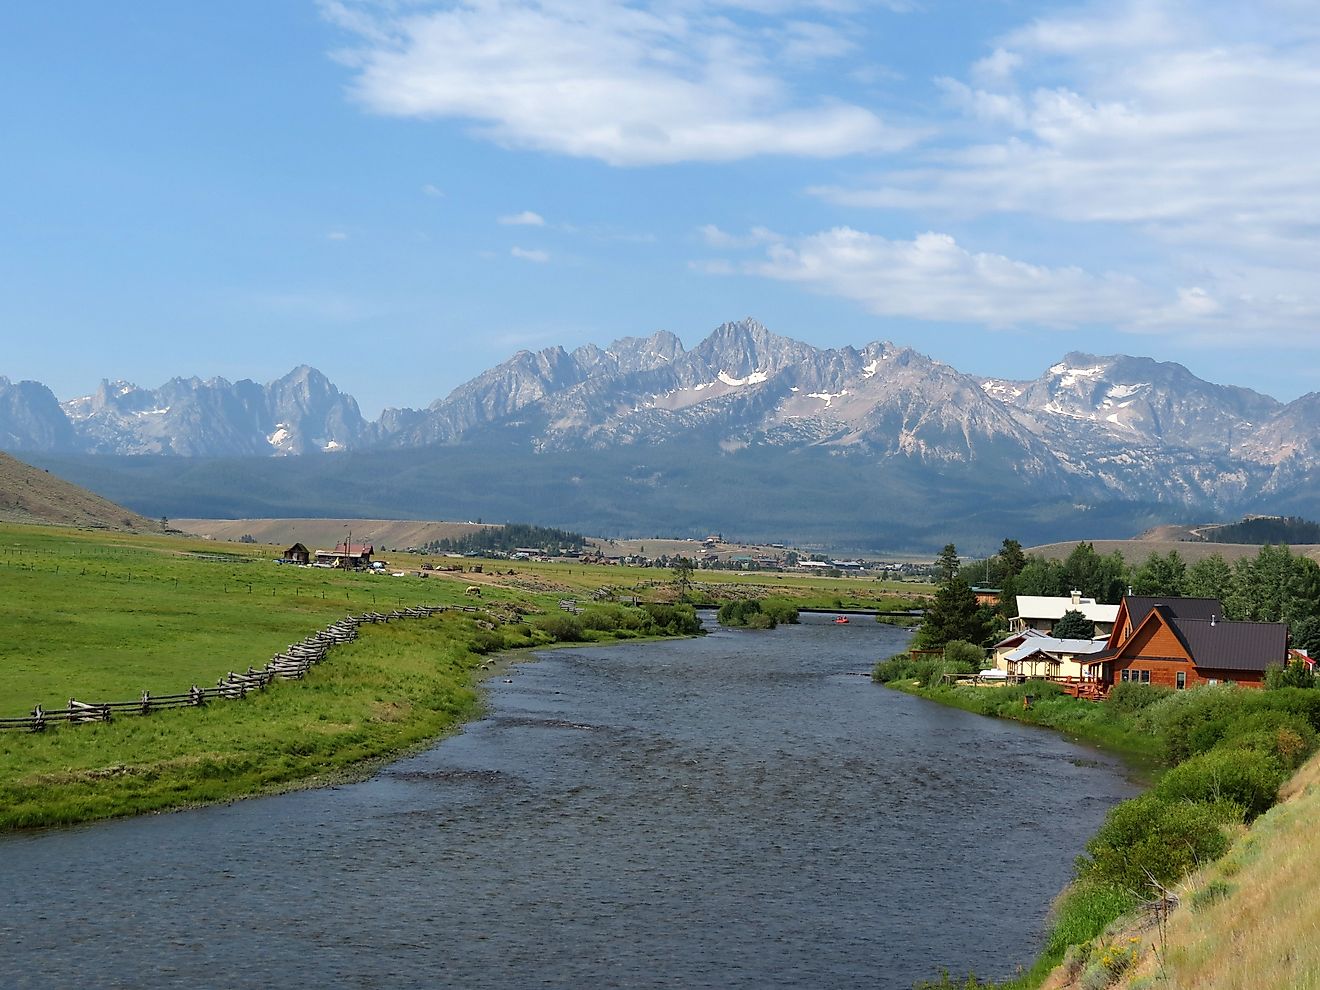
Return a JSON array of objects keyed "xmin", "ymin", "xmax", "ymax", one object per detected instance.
[
  {"xmin": 1084, "ymin": 596, "xmax": 1287, "ymax": 690},
  {"xmin": 282, "ymin": 542, "xmax": 310, "ymax": 565},
  {"xmin": 314, "ymin": 542, "xmax": 374, "ymax": 569}
]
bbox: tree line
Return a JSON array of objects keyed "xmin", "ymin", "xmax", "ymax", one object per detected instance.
[
  {"xmin": 421, "ymin": 522, "xmax": 587, "ymax": 555},
  {"xmin": 920, "ymin": 539, "xmax": 1320, "ymax": 654}
]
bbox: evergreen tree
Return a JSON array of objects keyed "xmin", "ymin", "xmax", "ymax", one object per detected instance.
[
  {"xmin": 1053, "ymin": 609, "xmax": 1096, "ymax": 640},
  {"xmin": 935, "ymin": 543, "xmax": 960, "ymax": 584},
  {"xmin": 998, "ymin": 538, "xmax": 1027, "ymax": 580},
  {"xmin": 916, "ymin": 546, "xmax": 993, "ymax": 649}
]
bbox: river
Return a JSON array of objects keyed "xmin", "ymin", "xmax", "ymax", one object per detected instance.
[{"xmin": 0, "ymin": 613, "xmax": 1138, "ymax": 989}]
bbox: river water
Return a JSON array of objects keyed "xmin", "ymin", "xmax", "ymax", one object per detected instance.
[{"xmin": 1, "ymin": 614, "xmax": 1138, "ymax": 989}]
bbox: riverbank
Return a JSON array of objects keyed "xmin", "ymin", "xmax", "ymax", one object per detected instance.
[
  {"xmin": 888, "ymin": 674, "xmax": 1320, "ymax": 990},
  {"xmin": 883, "ymin": 678, "xmax": 1161, "ymax": 769}
]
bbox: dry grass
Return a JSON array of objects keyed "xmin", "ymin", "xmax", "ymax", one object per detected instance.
[
  {"xmin": 1103, "ymin": 750, "xmax": 1320, "ymax": 989},
  {"xmin": 1026, "ymin": 538, "xmax": 1320, "ymax": 566},
  {"xmin": 172, "ymin": 517, "xmax": 492, "ymax": 548},
  {"xmin": 0, "ymin": 451, "xmax": 152, "ymax": 530}
]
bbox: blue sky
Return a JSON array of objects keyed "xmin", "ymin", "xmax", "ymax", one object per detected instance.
[{"xmin": 5, "ymin": 0, "xmax": 1320, "ymax": 418}]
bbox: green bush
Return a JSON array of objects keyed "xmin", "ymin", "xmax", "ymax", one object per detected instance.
[
  {"xmin": 912, "ymin": 658, "xmax": 952, "ymax": 688},
  {"xmin": 1042, "ymin": 880, "xmax": 1140, "ymax": 959},
  {"xmin": 1189, "ymin": 708, "xmax": 1316, "ymax": 763},
  {"xmin": 944, "ymin": 639, "xmax": 986, "ymax": 670},
  {"xmin": 532, "ymin": 613, "xmax": 586, "ymax": 642},
  {"xmin": 761, "ymin": 598, "xmax": 800, "ymax": 624},
  {"xmin": 1105, "ymin": 681, "xmax": 1173, "ymax": 717},
  {"xmin": 642, "ymin": 603, "xmax": 703, "ymax": 635},
  {"xmin": 1265, "ymin": 659, "xmax": 1317, "ymax": 689},
  {"xmin": 872, "ymin": 652, "xmax": 920, "ymax": 683},
  {"xmin": 1154, "ymin": 747, "xmax": 1286, "ymax": 820},
  {"xmin": 718, "ymin": 599, "xmax": 775, "ymax": 628},
  {"xmin": 1150, "ymin": 686, "xmax": 1320, "ymax": 763},
  {"xmin": 1078, "ymin": 793, "xmax": 1236, "ymax": 891}
]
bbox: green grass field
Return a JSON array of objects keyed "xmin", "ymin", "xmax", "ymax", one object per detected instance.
[{"xmin": 0, "ymin": 522, "xmax": 930, "ymax": 830}]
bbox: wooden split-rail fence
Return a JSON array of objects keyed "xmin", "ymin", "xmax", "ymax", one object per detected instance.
[{"xmin": 1, "ymin": 603, "xmax": 479, "ymax": 733}]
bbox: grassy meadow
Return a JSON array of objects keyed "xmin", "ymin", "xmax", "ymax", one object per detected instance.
[{"xmin": 1, "ymin": 522, "xmax": 921, "ymax": 830}]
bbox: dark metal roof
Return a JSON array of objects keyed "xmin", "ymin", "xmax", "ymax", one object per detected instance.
[
  {"xmin": 1124, "ymin": 596, "xmax": 1224, "ymax": 628},
  {"xmin": 1169, "ymin": 616, "xmax": 1289, "ymax": 673}
]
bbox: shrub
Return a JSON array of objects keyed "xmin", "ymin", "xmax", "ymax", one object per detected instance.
[
  {"xmin": 532, "ymin": 613, "xmax": 586, "ymax": 642},
  {"xmin": 1078, "ymin": 793, "xmax": 1235, "ymax": 891},
  {"xmin": 642, "ymin": 603, "xmax": 703, "ymax": 635},
  {"xmin": 1265, "ymin": 659, "xmax": 1317, "ymax": 689},
  {"xmin": 912, "ymin": 658, "xmax": 952, "ymax": 688},
  {"xmin": 1190, "ymin": 708, "xmax": 1316, "ymax": 764},
  {"xmin": 1105, "ymin": 682, "xmax": 1173, "ymax": 717},
  {"xmin": 944, "ymin": 639, "xmax": 986, "ymax": 670},
  {"xmin": 761, "ymin": 598, "xmax": 800, "ymax": 624},
  {"xmin": 872, "ymin": 652, "xmax": 921, "ymax": 683},
  {"xmin": 1043, "ymin": 880, "xmax": 1140, "ymax": 959},
  {"xmin": 718, "ymin": 599, "xmax": 775, "ymax": 628},
  {"xmin": 1154, "ymin": 747, "xmax": 1286, "ymax": 820}
]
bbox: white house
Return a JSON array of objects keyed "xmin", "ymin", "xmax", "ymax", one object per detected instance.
[
  {"xmin": 1012, "ymin": 591, "xmax": 1119, "ymax": 636},
  {"xmin": 999, "ymin": 636, "xmax": 1110, "ymax": 680}
]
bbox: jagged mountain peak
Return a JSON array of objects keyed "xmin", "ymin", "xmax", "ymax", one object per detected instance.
[{"xmin": 2, "ymin": 322, "xmax": 1316, "ymax": 529}]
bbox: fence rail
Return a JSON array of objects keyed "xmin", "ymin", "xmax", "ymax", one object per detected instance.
[{"xmin": 2, "ymin": 602, "xmax": 479, "ymax": 733}]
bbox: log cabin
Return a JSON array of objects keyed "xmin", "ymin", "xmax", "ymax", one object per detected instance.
[{"xmin": 1083, "ymin": 596, "xmax": 1287, "ymax": 690}]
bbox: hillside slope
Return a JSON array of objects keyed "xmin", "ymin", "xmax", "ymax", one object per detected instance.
[
  {"xmin": 1069, "ymin": 751, "xmax": 1320, "ymax": 989},
  {"xmin": 0, "ymin": 451, "xmax": 153, "ymax": 531}
]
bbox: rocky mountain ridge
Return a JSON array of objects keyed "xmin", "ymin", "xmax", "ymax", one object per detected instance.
[{"xmin": 3, "ymin": 320, "xmax": 1318, "ymax": 517}]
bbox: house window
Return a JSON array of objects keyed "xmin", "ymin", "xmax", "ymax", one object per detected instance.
[
  {"xmin": 1176, "ymin": 671, "xmax": 1187, "ymax": 690},
  {"xmin": 1140, "ymin": 670, "xmax": 1151, "ymax": 684},
  {"xmin": 1120, "ymin": 670, "xmax": 1130, "ymax": 683}
]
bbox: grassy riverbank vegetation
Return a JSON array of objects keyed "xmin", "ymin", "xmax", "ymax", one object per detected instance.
[
  {"xmin": 891, "ymin": 673, "xmax": 1320, "ymax": 988},
  {"xmin": 0, "ymin": 522, "xmax": 720, "ymax": 830}
]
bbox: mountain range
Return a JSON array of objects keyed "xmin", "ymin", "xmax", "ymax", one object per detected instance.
[{"xmin": 4, "ymin": 319, "xmax": 1317, "ymax": 550}]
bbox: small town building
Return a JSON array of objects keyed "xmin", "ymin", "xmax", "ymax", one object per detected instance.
[
  {"xmin": 990, "ymin": 629, "xmax": 1047, "ymax": 668},
  {"xmin": 314, "ymin": 542, "xmax": 374, "ymax": 568},
  {"xmin": 1012, "ymin": 591, "xmax": 1119, "ymax": 636},
  {"xmin": 972, "ymin": 586, "xmax": 1002, "ymax": 606},
  {"xmin": 281, "ymin": 543, "xmax": 310, "ymax": 565},
  {"xmin": 999, "ymin": 636, "xmax": 1109, "ymax": 681}
]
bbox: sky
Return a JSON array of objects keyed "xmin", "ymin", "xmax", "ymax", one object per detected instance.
[{"xmin": 5, "ymin": 0, "xmax": 1320, "ymax": 418}]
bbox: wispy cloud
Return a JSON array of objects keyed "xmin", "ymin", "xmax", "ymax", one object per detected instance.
[
  {"xmin": 327, "ymin": 230, "xmax": 350, "ymax": 241},
  {"xmin": 421, "ymin": 183, "xmax": 445, "ymax": 197},
  {"xmin": 323, "ymin": 0, "xmax": 913, "ymax": 165},
  {"xmin": 724, "ymin": 227, "xmax": 1162, "ymax": 328},
  {"xmin": 804, "ymin": 0, "xmax": 1320, "ymax": 342},
  {"xmin": 511, "ymin": 246, "xmax": 550, "ymax": 263},
  {"xmin": 499, "ymin": 210, "xmax": 546, "ymax": 226}
]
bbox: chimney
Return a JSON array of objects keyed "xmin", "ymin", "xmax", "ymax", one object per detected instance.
[{"xmin": 1071, "ymin": 589, "xmax": 1081, "ymax": 605}]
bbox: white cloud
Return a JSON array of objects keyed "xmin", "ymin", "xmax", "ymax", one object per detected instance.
[
  {"xmin": 697, "ymin": 223, "xmax": 778, "ymax": 248},
  {"xmin": 807, "ymin": 0, "xmax": 1320, "ymax": 342},
  {"xmin": 422, "ymin": 183, "xmax": 445, "ymax": 197},
  {"xmin": 327, "ymin": 231, "xmax": 350, "ymax": 241},
  {"xmin": 706, "ymin": 225, "xmax": 1320, "ymax": 341},
  {"xmin": 732, "ymin": 227, "xmax": 1162, "ymax": 328},
  {"xmin": 324, "ymin": 0, "xmax": 912, "ymax": 165},
  {"xmin": 499, "ymin": 210, "xmax": 546, "ymax": 226},
  {"xmin": 511, "ymin": 246, "xmax": 551, "ymax": 263}
]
